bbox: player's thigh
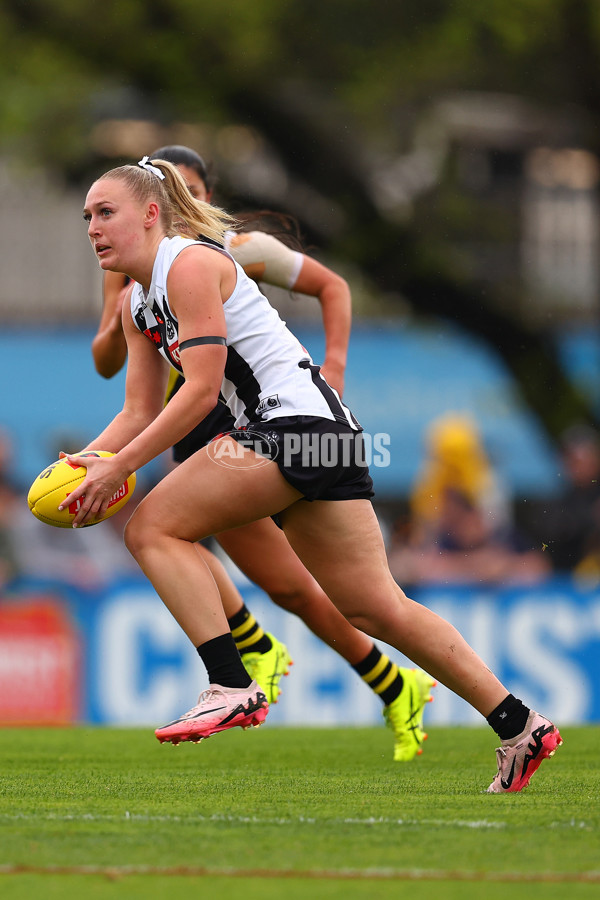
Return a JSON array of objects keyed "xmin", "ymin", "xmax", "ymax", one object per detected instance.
[
  {"xmin": 130, "ymin": 438, "xmax": 301, "ymax": 542},
  {"xmin": 281, "ymin": 498, "xmax": 402, "ymax": 616},
  {"xmin": 217, "ymin": 517, "xmax": 317, "ymax": 595}
]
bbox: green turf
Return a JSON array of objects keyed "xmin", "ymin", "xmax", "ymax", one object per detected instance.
[{"xmin": 0, "ymin": 725, "xmax": 597, "ymax": 899}]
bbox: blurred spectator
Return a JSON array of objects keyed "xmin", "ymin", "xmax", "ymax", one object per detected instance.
[
  {"xmin": 387, "ymin": 412, "xmax": 551, "ymax": 586},
  {"xmin": 410, "ymin": 412, "xmax": 511, "ymax": 537},
  {"xmin": 388, "ymin": 485, "xmax": 551, "ymax": 586},
  {"xmin": 10, "ymin": 495, "xmax": 142, "ymax": 590},
  {"xmin": 541, "ymin": 424, "xmax": 600, "ymax": 582}
]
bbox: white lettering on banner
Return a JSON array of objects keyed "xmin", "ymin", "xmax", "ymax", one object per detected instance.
[
  {"xmin": 96, "ymin": 593, "xmax": 199, "ymax": 724},
  {"xmin": 275, "ymin": 623, "xmax": 380, "ymax": 726},
  {"xmin": 424, "ymin": 594, "xmax": 600, "ymax": 725},
  {"xmin": 506, "ymin": 598, "xmax": 597, "ymax": 723},
  {"xmin": 0, "ymin": 640, "xmax": 67, "ymax": 703},
  {"xmin": 86, "ymin": 582, "xmax": 600, "ymax": 726},
  {"xmin": 415, "ymin": 596, "xmax": 500, "ymax": 725}
]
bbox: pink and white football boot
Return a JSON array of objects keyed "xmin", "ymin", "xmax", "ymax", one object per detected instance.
[
  {"xmin": 487, "ymin": 710, "xmax": 563, "ymax": 793},
  {"xmin": 155, "ymin": 680, "xmax": 268, "ymax": 745}
]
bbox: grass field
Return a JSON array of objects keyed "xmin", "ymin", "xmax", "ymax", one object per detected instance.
[{"xmin": 0, "ymin": 724, "xmax": 598, "ymax": 899}]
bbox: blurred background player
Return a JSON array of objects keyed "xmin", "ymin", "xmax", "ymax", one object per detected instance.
[{"xmin": 90, "ymin": 144, "xmax": 436, "ymax": 763}]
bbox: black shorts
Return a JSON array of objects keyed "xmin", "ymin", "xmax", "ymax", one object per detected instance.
[
  {"xmin": 225, "ymin": 416, "xmax": 374, "ymax": 502},
  {"xmin": 172, "ymin": 401, "xmax": 235, "ymax": 463}
]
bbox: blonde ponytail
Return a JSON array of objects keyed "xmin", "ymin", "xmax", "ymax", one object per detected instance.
[
  {"xmin": 151, "ymin": 158, "xmax": 237, "ymax": 243},
  {"xmin": 97, "ymin": 160, "xmax": 238, "ymax": 244}
]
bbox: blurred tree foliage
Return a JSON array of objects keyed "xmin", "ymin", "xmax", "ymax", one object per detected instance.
[{"xmin": 1, "ymin": 0, "xmax": 599, "ymax": 437}]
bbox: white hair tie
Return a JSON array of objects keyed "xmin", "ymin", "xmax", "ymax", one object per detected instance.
[{"xmin": 137, "ymin": 156, "xmax": 166, "ymax": 180}]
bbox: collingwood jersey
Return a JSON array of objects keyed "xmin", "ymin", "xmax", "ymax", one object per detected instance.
[{"xmin": 130, "ymin": 236, "xmax": 359, "ymax": 430}]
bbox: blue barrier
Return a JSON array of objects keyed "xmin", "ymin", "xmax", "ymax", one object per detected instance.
[{"xmin": 2, "ymin": 321, "xmax": 562, "ymax": 497}]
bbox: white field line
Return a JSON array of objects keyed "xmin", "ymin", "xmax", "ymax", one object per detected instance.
[
  {"xmin": 0, "ymin": 811, "xmax": 594, "ymax": 829},
  {"xmin": 0, "ymin": 811, "xmax": 510, "ymax": 828}
]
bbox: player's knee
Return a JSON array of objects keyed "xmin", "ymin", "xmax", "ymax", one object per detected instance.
[
  {"xmin": 344, "ymin": 611, "xmax": 390, "ymax": 642},
  {"xmin": 266, "ymin": 584, "xmax": 308, "ymax": 614},
  {"xmin": 123, "ymin": 505, "xmax": 157, "ymax": 560},
  {"xmin": 344, "ymin": 586, "xmax": 412, "ymax": 639}
]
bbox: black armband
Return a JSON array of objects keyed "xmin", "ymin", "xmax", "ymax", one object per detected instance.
[{"xmin": 179, "ymin": 336, "xmax": 227, "ymax": 351}]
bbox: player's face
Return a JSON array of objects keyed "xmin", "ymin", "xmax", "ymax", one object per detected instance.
[
  {"xmin": 83, "ymin": 179, "xmax": 149, "ymax": 273},
  {"xmin": 176, "ymin": 164, "xmax": 211, "ymax": 202}
]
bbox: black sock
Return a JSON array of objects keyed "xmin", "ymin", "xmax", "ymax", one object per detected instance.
[
  {"xmin": 486, "ymin": 694, "xmax": 530, "ymax": 740},
  {"xmin": 228, "ymin": 605, "xmax": 272, "ymax": 655},
  {"xmin": 196, "ymin": 633, "xmax": 252, "ymax": 688},
  {"xmin": 351, "ymin": 645, "xmax": 404, "ymax": 706}
]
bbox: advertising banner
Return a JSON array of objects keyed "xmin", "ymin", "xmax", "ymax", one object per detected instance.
[
  {"xmin": 0, "ymin": 596, "xmax": 81, "ymax": 724},
  {"xmin": 1, "ymin": 575, "xmax": 598, "ymax": 728}
]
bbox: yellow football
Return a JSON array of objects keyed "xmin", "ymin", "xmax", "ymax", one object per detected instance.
[{"xmin": 27, "ymin": 450, "xmax": 136, "ymax": 528}]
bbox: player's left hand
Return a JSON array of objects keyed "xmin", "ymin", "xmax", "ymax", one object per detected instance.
[{"xmin": 59, "ymin": 452, "xmax": 129, "ymax": 527}]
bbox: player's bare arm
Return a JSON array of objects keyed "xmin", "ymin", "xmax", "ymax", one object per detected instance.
[
  {"xmin": 92, "ymin": 271, "xmax": 130, "ymax": 377},
  {"xmin": 70, "ymin": 246, "xmax": 229, "ymax": 520},
  {"xmin": 292, "ymin": 255, "xmax": 351, "ymax": 396}
]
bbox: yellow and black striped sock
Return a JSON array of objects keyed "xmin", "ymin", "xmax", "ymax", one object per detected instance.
[
  {"xmin": 228, "ymin": 605, "xmax": 272, "ymax": 655},
  {"xmin": 352, "ymin": 645, "xmax": 404, "ymax": 706}
]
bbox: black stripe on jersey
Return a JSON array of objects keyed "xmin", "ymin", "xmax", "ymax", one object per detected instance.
[
  {"xmin": 179, "ymin": 336, "xmax": 227, "ymax": 351},
  {"xmin": 197, "ymin": 234, "xmax": 224, "ymax": 249},
  {"xmin": 224, "ymin": 346, "xmax": 262, "ymax": 423},
  {"xmin": 298, "ymin": 360, "xmax": 360, "ymax": 428}
]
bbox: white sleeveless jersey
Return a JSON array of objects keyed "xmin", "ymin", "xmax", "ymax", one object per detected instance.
[{"xmin": 130, "ymin": 236, "xmax": 359, "ymax": 430}]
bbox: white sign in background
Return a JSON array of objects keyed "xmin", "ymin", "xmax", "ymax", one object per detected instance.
[{"xmin": 89, "ymin": 576, "xmax": 600, "ymax": 729}]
